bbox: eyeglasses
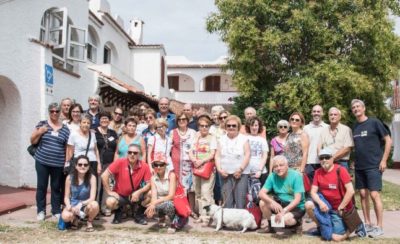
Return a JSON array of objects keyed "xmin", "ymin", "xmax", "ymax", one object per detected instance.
[
  {"xmin": 219, "ymin": 116, "xmax": 227, "ymax": 120},
  {"xmin": 290, "ymin": 118, "xmax": 301, "ymax": 123},
  {"xmin": 145, "ymin": 116, "xmax": 154, "ymax": 120},
  {"xmin": 114, "ymin": 112, "xmax": 123, "ymax": 116},
  {"xmin": 128, "ymin": 151, "xmax": 139, "ymax": 155},
  {"xmin": 71, "ymin": 110, "xmax": 81, "ymax": 114},
  {"xmin": 226, "ymin": 124, "xmax": 237, "ymax": 128},
  {"xmin": 49, "ymin": 110, "xmax": 60, "ymax": 114},
  {"xmin": 152, "ymin": 163, "xmax": 166, "ymax": 168},
  {"xmin": 77, "ymin": 163, "xmax": 89, "ymax": 168},
  {"xmin": 199, "ymin": 124, "xmax": 209, "ymax": 129},
  {"xmin": 177, "ymin": 118, "xmax": 187, "ymax": 122},
  {"xmin": 279, "ymin": 126, "xmax": 288, "ymax": 129},
  {"xmin": 319, "ymin": 155, "xmax": 332, "ymax": 161}
]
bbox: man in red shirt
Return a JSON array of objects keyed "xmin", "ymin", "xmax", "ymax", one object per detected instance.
[
  {"xmin": 304, "ymin": 148, "xmax": 365, "ymax": 241},
  {"xmin": 102, "ymin": 144, "xmax": 151, "ymax": 225}
]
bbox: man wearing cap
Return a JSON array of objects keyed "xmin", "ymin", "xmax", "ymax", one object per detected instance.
[
  {"xmin": 258, "ymin": 155, "xmax": 305, "ymax": 234},
  {"xmin": 351, "ymin": 99, "xmax": 391, "ymax": 237},
  {"xmin": 318, "ymin": 107, "xmax": 354, "ymax": 170},
  {"xmin": 304, "ymin": 148, "xmax": 366, "ymax": 241},
  {"xmin": 101, "ymin": 144, "xmax": 151, "ymax": 225}
]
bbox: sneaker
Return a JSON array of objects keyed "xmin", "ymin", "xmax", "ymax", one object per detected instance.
[
  {"xmin": 257, "ymin": 226, "xmax": 275, "ymax": 234},
  {"xmin": 53, "ymin": 213, "xmax": 61, "ymax": 220},
  {"xmin": 134, "ymin": 216, "xmax": 148, "ymax": 225},
  {"xmin": 368, "ymin": 227, "xmax": 384, "ymax": 238},
  {"xmin": 37, "ymin": 211, "xmax": 45, "ymax": 221},
  {"xmin": 356, "ymin": 223, "xmax": 367, "ymax": 238},
  {"xmin": 306, "ymin": 227, "xmax": 321, "ymax": 237},
  {"xmin": 365, "ymin": 224, "xmax": 374, "ymax": 232}
]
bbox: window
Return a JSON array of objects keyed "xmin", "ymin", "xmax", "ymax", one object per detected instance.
[
  {"xmin": 103, "ymin": 46, "xmax": 111, "ymax": 64},
  {"xmin": 168, "ymin": 76, "xmax": 179, "ymax": 91},
  {"xmin": 205, "ymin": 76, "xmax": 221, "ymax": 91},
  {"xmin": 87, "ymin": 28, "xmax": 98, "ymax": 63},
  {"xmin": 161, "ymin": 57, "xmax": 165, "ymax": 87},
  {"xmin": 39, "ymin": 8, "xmax": 87, "ymax": 73}
]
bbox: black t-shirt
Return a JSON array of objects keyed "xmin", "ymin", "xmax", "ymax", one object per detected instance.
[
  {"xmin": 352, "ymin": 118, "xmax": 389, "ymax": 170},
  {"xmin": 95, "ymin": 127, "xmax": 118, "ymax": 165}
]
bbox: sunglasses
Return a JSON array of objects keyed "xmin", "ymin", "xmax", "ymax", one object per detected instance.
[
  {"xmin": 199, "ymin": 124, "xmax": 209, "ymax": 129},
  {"xmin": 145, "ymin": 116, "xmax": 154, "ymax": 120},
  {"xmin": 319, "ymin": 155, "xmax": 332, "ymax": 161},
  {"xmin": 219, "ymin": 116, "xmax": 227, "ymax": 120},
  {"xmin": 279, "ymin": 125, "xmax": 288, "ymax": 129},
  {"xmin": 128, "ymin": 151, "xmax": 139, "ymax": 155},
  {"xmin": 49, "ymin": 110, "xmax": 60, "ymax": 114},
  {"xmin": 77, "ymin": 163, "xmax": 89, "ymax": 168},
  {"xmin": 290, "ymin": 118, "xmax": 301, "ymax": 123},
  {"xmin": 177, "ymin": 118, "xmax": 187, "ymax": 122},
  {"xmin": 226, "ymin": 124, "xmax": 237, "ymax": 128},
  {"xmin": 156, "ymin": 126, "xmax": 165, "ymax": 129},
  {"xmin": 152, "ymin": 163, "xmax": 166, "ymax": 168}
]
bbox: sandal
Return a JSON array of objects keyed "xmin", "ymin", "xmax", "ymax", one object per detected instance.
[
  {"xmin": 71, "ymin": 218, "xmax": 79, "ymax": 230},
  {"xmin": 190, "ymin": 212, "xmax": 199, "ymax": 220},
  {"xmin": 85, "ymin": 221, "xmax": 95, "ymax": 232}
]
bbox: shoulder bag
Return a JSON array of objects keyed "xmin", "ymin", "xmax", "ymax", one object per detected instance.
[
  {"xmin": 337, "ymin": 167, "xmax": 362, "ymax": 233},
  {"xmin": 192, "ymin": 136, "xmax": 215, "ymax": 179},
  {"xmin": 173, "ymin": 175, "xmax": 191, "ymax": 217},
  {"xmin": 27, "ymin": 120, "xmax": 47, "ymax": 157}
]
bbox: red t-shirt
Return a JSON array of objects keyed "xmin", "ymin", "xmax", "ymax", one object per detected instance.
[
  {"xmin": 313, "ymin": 164, "xmax": 353, "ymax": 211},
  {"xmin": 108, "ymin": 158, "xmax": 151, "ymax": 197}
]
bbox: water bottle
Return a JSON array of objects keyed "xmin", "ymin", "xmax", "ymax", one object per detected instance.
[{"xmin": 79, "ymin": 210, "xmax": 86, "ymax": 219}]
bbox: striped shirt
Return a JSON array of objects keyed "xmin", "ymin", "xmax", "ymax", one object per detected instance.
[{"xmin": 34, "ymin": 120, "xmax": 70, "ymax": 167}]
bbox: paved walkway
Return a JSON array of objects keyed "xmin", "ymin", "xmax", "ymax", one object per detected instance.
[{"xmin": 0, "ymin": 168, "xmax": 399, "ymax": 238}]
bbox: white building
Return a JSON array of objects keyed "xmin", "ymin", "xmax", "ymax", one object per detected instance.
[{"xmin": 166, "ymin": 56, "xmax": 237, "ymax": 110}]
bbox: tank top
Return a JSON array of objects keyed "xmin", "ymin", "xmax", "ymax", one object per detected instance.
[
  {"xmin": 70, "ymin": 176, "xmax": 91, "ymax": 207},
  {"xmin": 118, "ymin": 134, "xmax": 142, "ymax": 158}
]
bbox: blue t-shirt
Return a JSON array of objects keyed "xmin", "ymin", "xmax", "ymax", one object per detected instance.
[
  {"xmin": 263, "ymin": 168, "xmax": 305, "ymax": 210},
  {"xmin": 156, "ymin": 112, "xmax": 176, "ymax": 133},
  {"xmin": 353, "ymin": 118, "xmax": 389, "ymax": 170},
  {"xmin": 34, "ymin": 120, "xmax": 70, "ymax": 167}
]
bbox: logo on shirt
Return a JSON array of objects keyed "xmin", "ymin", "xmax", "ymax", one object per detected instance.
[
  {"xmin": 361, "ymin": 130, "xmax": 368, "ymax": 137},
  {"xmin": 328, "ymin": 184, "xmax": 337, "ymax": 189}
]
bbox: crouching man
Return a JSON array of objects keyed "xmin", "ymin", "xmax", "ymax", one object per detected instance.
[
  {"xmin": 101, "ymin": 144, "xmax": 151, "ymax": 225},
  {"xmin": 258, "ymin": 155, "xmax": 305, "ymax": 234},
  {"xmin": 305, "ymin": 148, "xmax": 366, "ymax": 241}
]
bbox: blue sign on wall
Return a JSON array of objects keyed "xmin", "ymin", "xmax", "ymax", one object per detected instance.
[{"xmin": 45, "ymin": 64, "xmax": 54, "ymax": 86}]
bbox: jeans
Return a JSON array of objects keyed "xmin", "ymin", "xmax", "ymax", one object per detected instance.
[
  {"xmin": 331, "ymin": 211, "xmax": 346, "ymax": 235},
  {"xmin": 35, "ymin": 161, "xmax": 64, "ymax": 214}
]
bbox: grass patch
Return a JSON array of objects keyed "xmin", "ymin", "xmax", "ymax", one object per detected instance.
[
  {"xmin": 354, "ymin": 180, "xmax": 400, "ymax": 211},
  {"xmin": 0, "ymin": 224, "xmax": 11, "ymax": 232},
  {"xmin": 39, "ymin": 221, "xmax": 57, "ymax": 231}
]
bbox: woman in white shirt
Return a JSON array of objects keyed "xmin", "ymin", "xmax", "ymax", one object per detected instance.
[
  {"xmin": 147, "ymin": 118, "xmax": 172, "ymax": 172},
  {"xmin": 215, "ymin": 115, "xmax": 250, "ymax": 209}
]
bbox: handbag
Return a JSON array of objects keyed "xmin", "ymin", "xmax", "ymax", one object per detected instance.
[
  {"xmin": 192, "ymin": 136, "xmax": 215, "ymax": 179},
  {"xmin": 27, "ymin": 120, "xmax": 47, "ymax": 157},
  {"xmin": 246, "ymin": 201, "xmax": 262, "ymax": 227},
  {"xmin": 65, "ymin": 132, "xmax": 92, "ymax": 174},
  {"xmin": 173, "ymin": 182, "xmax": 191, "ymax": 218},
  {"xmin": 193, "ymin": 161, "xmax": 214, "ymax": 179},
  {"xmin": 303, "ymin": 172, "xmax": 311, "ymax": 192},
  {"xmin": 337, "ymin": 166, "xmax": 362, "ymax": 233}
]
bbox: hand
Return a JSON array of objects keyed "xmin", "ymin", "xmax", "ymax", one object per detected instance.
[
  {"xmin": 379, "ymin": 160, "xmax": 387, "ymax": 172},
  {"xmin": 319, "ymin": 202, "xmax": 329, "ymax": 213},
  {"xmin": 97, "ymin": 164, "xmax": 102, "ymax": 175},
  {"xmin": 145, "ymin": 204, "xmax": 156, "ymax": 218},
  {"xmin": 233, "ymin": 169, "xmax": 242, "ymax": 179},
  {"xmin": 72, "ymin": 205, "xmax": 81, "ymax": 215},
  {"xmin": 130, "ymin": 191, "xmax": 140, "ymax": 202},
  {"xmin": 270, "ymin": 201, "xmax": 283, "ymax": 213},
  {"xmin": 193, "ymin": 159, "xmax": 203, "ymax": 168},
  {"xmin": 218, "ymin": 169, "xmax": 228, "ymax": 178},
  {"xmin": 109, "ymin": 191, "xmax": 119, "ymax": 199},
  {"xmin": 254, "ymin": 171, "xmax": 261, "ymax": 178},
  {"xmin": 38, "ymin": 126, "xmax": 48, "ymax": 135},
  {"xmin": 275, "ymin": 212, "xmax": 284, "ymax": 223},
  {"xmin": 66, "ymin": 205, "xmax": 72, "ymax": 211},
  {"xmin": 299, "ymin": 165, "xmax": 305, "ymax": 173}
]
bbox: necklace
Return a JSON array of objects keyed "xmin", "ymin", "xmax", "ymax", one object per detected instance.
[
  {"xmin": 329, "ymin": 126, "xmax": 338, "ymax": 143},
  {"xmin": 177, "ymin": 128, "xmax": 187, "ymax": 137}
]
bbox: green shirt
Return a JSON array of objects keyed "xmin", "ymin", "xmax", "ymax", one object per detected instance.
[{"xmin": 263, "ymin": 168, "xmax": 305, "ymax": 210}]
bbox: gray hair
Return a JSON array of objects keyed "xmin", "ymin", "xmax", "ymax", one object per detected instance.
[
  {"xmin": 211, "ymin": 105, "xmax": 225, "ymax": 114},
  {"xmin": 81, "ymin": 114, "xmax": 92, "ymax": 122},
  {"xmin": 328, "ymin": 107, "xmax": 342, "ymax": 115},
  {"xmin": 244, "ymin": 106, "xmax": 257, "ymax": 115},
  {"xmin": 351, "ymin": 99, "xmax": 365, "ymax": 108},
  {"xmin": 88, "ymin": 95, "xmax": 101, "ymax": 103},
  {"xmin": 48, "ymin": 102, "xmax": 60, "ymax": 111},
  {"xmin": 276, "ymin": 119, "xmax": 290, "ymax": 129},
  {"xmin": 271, "ymin": 155, "xmax": 288, "ymax": 167}
]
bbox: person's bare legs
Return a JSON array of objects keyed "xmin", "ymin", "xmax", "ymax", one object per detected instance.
[
  {"xmin": 359, "ymin": 189, "xmax": 372, "ymax": 225},
  {"xmin": 370, "ymin": 191, "xmax": 383, "ymax": 228}
]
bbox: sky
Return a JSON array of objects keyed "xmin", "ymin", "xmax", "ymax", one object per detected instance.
[
  {"xmin": 110, "ymin": 1, "xmax": 400, "ymax": 62},
  {"xmin": 111, "ymin": 0, "xmax": 228, "ymax": 62}
]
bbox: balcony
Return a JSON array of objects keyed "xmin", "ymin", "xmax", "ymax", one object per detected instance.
[{"xmin": 173, "ymin": 91, "xmax": 237, "ymax": 104}]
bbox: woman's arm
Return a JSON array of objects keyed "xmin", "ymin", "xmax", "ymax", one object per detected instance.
[
  {"xmin": 66, "ymin": 145, "xmax": 74, "ymax": 162},
  {"xmin": 30, "ymin": 125, "xmax": 48, "ymax": 145},
  {"xmin": 140, "ymin": 137, "xmax": 146, "ymax": 161},
  {"xmin": 64, "ymin": 175, "xmax": 72, "ymax": 209},
  {"xmin": 94, "ymin": 144, "xmax": 102, "ymax": 175},
  {"xmin": 299, "ymin": 132, "xmax": 309, "ymax": 173},
  {"xmin": 83, "ymin": 175, "xmax": 97, "ymax": 205}
]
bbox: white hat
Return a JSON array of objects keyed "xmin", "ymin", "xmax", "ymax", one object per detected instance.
[{"xmin": 319, "ymin": 148, "xmax": 333, "ymax": 157}]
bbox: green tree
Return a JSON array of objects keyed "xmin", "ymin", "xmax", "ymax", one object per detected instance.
[{"xmin": 207, "ymin": 0, "xmax": 400, "ymax": 136}]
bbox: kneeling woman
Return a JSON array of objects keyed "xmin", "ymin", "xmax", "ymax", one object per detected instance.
[
  {"xmin": 62, "ymin": 155, "xmax": 99, "ymax": 231},
  {"xmin": 145, "ymin": 155, "xmax": 186, "ymax": 233}
]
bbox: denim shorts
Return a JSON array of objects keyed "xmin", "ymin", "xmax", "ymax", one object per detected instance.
[{"xmin": 330, "ymin": 211, "xmax": 346, "ymax": 235}]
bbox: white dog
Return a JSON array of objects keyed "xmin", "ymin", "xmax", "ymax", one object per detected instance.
[{"xmin": 203, "ymin": 204, "xmax": 258, "ymax": 233}]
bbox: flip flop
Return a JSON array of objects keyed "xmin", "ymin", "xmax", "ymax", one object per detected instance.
[{"xmin": 85, "ymin": 226, "xmax": 95, "ymax": 232}]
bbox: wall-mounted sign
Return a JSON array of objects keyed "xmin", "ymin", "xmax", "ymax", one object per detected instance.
[{"xmin": 45, "ymin": 64, "xmax": 54, "ymax": 95}]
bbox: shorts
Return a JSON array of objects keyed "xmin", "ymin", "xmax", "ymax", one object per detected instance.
[
  {"xmin": 330, "ymin": 211, "xmax": 346, "ymax": 235},
  {"xmin": 355, "ymin": 169, "xmax": 382, "ymax": 191},
  {"xmin": 273, "ymin": 197, "xmax": 305, "ymax": 221}
]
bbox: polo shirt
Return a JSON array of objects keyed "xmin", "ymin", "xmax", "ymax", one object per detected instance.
[
  {"xmin": 108, "ymin": 158, "xmax": 151, "ymax": 197},
  {"xmin": 304, "ymin": 122, "xmax": 328, "ymax": 164},
  {"xmin": 319, "ymin": 123, "xmax": 354, "ymax": 160}
]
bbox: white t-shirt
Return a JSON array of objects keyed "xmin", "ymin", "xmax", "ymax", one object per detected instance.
[
  {"xmin": 304, "ymin": 122, "xmax": 329, "ymax": 164},
  {"xmin": 136, "ymin": 123, "xmax": 148, "ymax": 135},
  {"xmin": 219, "ymin": 133, "xmax": 249, "ymax": 174},
  {"xmin": 148, "ymin": 134, "xmax": 173, "ymax": 171},
  {"xmin": 246, "ymin": 135, "xmax": 269, "ymax": 174},
  {"xmin": 67, "ymin": 131, "xmax": 97, "ymax": 162}
]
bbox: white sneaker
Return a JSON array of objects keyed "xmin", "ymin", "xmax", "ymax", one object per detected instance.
[
  {"xmin": 37, "ymin": 211, "xmax": 45, "ymax": 221},
  {"xmin": 52, "ymin": 213, "xmax": 60, "ymax": 221},
  {"xmin": 368, "ymin": 227, "xmax": 384, "ymax": 238},
  {"xmin": 365, "ymin": 224, "xmax": 374, "ymax": 232}
]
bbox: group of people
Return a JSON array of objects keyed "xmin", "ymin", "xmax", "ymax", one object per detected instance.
[{"xmin": 30, "ymin": 96, "xmax": 391, "ymax": 240}]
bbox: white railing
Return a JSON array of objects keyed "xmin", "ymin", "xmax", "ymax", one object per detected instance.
[{"xmin": 173, "ymin": 91, "xmax": 238, "ymax": 104}]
